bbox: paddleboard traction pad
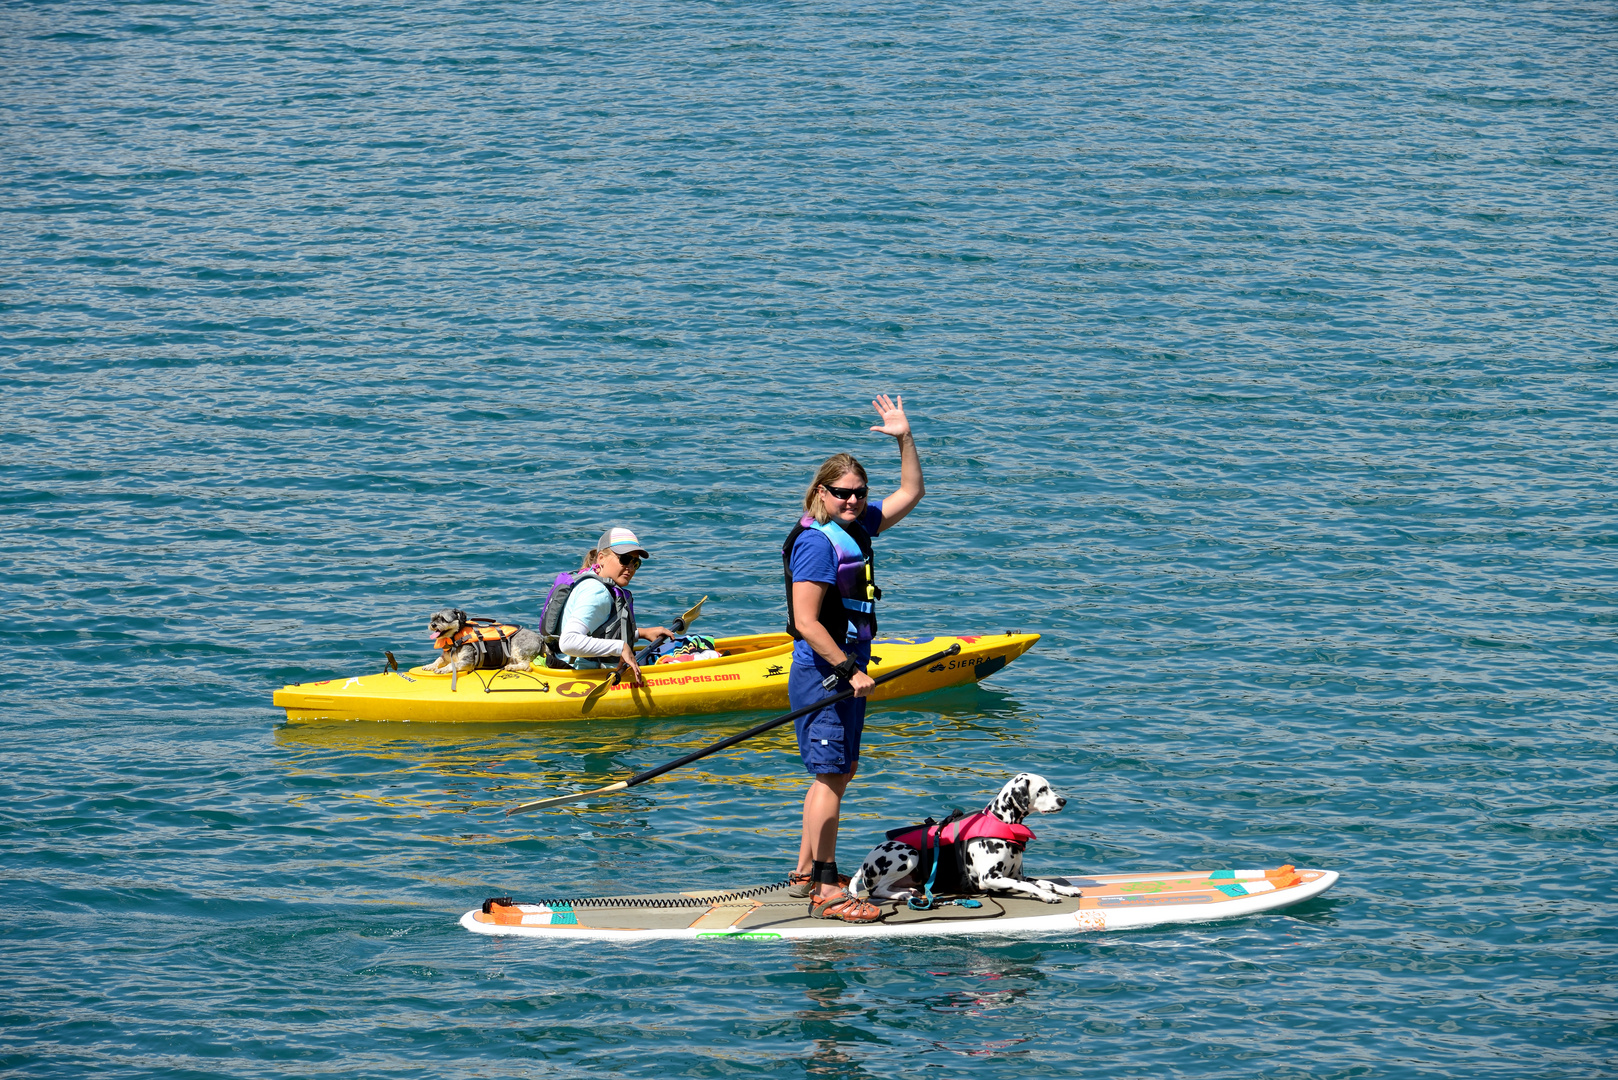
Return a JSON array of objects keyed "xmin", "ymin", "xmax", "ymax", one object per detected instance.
[{"xmin": 461, "ymin": 866, "xmax": 1337, "ymax": 941}]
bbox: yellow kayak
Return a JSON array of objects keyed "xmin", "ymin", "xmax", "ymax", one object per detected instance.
[{"xmin": 274, "ymin": 632, "xmax": 1038, "ymax": 723}]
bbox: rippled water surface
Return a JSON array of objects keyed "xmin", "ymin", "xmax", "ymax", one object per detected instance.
[{"xmin": 3, "ymin": 1, "xmax": 1615, "ymax": 1077}]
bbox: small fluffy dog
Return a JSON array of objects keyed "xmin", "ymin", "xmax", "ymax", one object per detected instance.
[
  {"xmin": 424, "ymin": 608, "xmax": 544, "ymax": 673},
  {"xmin": 849, "ymin": 773, "xmax": 1085, "ymax": 904}
]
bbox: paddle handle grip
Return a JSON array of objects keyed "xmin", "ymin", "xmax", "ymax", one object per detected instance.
[{"xmin": 623, "ymin": 643, "xmax": 962, "ymax": 789}]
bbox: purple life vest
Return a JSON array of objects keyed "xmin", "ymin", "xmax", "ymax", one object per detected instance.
[
  {"xmin": 539, "ymin": 569, "xmax": 636, "ymax": 668},
  {"xmin": 782, "ymin": 515, "xmax": 880, "ymax": 647}
]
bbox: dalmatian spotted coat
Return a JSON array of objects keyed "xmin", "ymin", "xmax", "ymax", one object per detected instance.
[{"xmin": 849, "ymin": 773, "xmax": 1086, "ymax": 904}]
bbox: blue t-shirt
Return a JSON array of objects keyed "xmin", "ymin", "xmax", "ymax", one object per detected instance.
[{"xmin": 789, "ymin": 499, "xmax": 883, "ymax": 669}]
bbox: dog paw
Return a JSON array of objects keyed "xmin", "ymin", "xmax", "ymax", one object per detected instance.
[{"xmin": 503, "ymin": 661, "xmax": 532, "ymax": 672}]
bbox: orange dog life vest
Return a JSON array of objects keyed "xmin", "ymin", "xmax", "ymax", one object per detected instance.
[{"xmin": 435, "ymin": 623, "xmax": 524, "ymax": 669}]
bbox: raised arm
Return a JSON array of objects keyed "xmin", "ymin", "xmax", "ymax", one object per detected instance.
[{"xmin": 870, "ymin": 394, "xmax": 924, "ymax": 530}]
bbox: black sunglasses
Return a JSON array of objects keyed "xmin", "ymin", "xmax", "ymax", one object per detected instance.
[
  {"xmin": 823, "ymin": 483, "xmax": 869, "ymax": 500},
  {"xmin": 612, "ymin": 552, "xmax": 643, "ymax": 568}
]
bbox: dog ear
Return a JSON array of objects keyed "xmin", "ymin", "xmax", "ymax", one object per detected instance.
[
  {"xmin": 1010, "ymin": 774, "xmax": 1032, "ymax": 814},
  {"xmin": 452, "ymin": 608, "xmax": 470, "ymax": 626}
]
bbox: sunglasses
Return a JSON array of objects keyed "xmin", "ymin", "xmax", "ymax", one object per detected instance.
[
  {"xmin": 612, "ymin": 552, "xmax": 643, "ymax": 568},
  {"xmin": 822, "ymin": 483, "xmax": 869, "ymax": 501}
]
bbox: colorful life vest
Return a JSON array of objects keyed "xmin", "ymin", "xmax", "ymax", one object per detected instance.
[
  {"xmin": 884, "ymin": 808, "xmax": 1037, "ymax": 898},
  {"xmin": 435, "ymin": 621, "xmax": 526, "ymax": 670},
  {"xmin": 782, "ymin": 515, "xmax": 881, "ymax": 647},
  {"xmin": 888, "ymin": 810, "xmax": 1036, "ymax": 852},
  {"xmin": 538, "ymin": 569, "xmax": 637, "ymax": 669}
]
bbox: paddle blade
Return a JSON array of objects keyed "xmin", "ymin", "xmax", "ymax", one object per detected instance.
[
  {"xmin": 506, "ymin": 780, "xmax": 631, "ymax": 816},
  {"xmin": 675, "ymin": 595, "xmax": 707, "ymax": 632},
  {"xmin": 581, "ymin": 667, "xmax": 622, "ymax": 708}
]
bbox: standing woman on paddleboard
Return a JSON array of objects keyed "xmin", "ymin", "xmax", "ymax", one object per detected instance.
[{"xmin": 783, "ymin": 394, "xmax": 924, "ymax": 922}]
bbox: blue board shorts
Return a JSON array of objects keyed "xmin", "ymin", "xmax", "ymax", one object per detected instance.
[{"xmin": 789, "ymin": 659, "xmax": 868, "ymax": 775}]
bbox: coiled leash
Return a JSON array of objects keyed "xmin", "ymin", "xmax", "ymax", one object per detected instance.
[{"xmin": 482, "ymin": 878, "xmax": 793, "ymax": 913}]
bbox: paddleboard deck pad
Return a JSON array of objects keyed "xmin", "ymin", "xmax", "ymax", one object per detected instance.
[{"xmin": 461, "ymin": 865, "xmax": 1337, "ymax": 941}]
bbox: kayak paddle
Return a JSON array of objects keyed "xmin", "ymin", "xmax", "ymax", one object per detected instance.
[
  {"xmin": 506, "ymin": 642, "xmax": 962, "ymax": 815},
  {"xmin": 675, "ymin": 595, "xmax": 707, "ymax": 632},
  {"xmin": 633, "ymin": 594, "xmax": 708, "ymax": 665}
]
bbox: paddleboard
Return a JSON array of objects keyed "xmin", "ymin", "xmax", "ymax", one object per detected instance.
[{"xmin": 460, "ymin": 865, "xmax": 1336, "ymax": 941}]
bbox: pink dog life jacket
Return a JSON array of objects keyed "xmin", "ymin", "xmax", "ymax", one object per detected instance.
[
  {"xmin": 883, "ymin": 809, "xmax": 1036, "ymax": 899},
  {"xmin": 889, "ymin": 811, "xmax": 1035, "ymax": 853}
]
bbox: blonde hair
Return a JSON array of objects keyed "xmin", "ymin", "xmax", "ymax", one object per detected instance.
[
  {"xmin": 578, "ymin": 547, "xmax": 602, "ymax": 572},
  {"xmin": 801, "ymin": 453, "xmax": 869, "ymax": 524}
]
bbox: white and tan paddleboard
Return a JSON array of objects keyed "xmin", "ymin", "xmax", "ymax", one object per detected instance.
[{"xmin": 461, "ymin": 865, "xmax": 1337, "ymax": 942}]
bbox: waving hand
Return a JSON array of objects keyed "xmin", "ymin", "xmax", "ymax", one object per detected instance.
[
  {"xmin": 869, "ymin": 394, "xmax": 924, "ymax": 529},
  {"xmin": 869, "ymin": 394, "xmax": 911, "ymax": 439}
]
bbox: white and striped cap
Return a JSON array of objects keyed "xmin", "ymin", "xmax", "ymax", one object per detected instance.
[{"xmin": 597, "ymin": 527, "xmax": 650, "ymax": 559}]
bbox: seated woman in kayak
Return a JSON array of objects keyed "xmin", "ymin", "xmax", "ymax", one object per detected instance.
[{"xmin": 557, "ymin": 527, "xmax": 671, "ymax": 685}]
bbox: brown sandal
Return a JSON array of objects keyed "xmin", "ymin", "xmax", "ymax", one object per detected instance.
[
  {"xmin": 808, "ymin": 888, "xmax": 882, "ymax": 923},
  {"xmin": 788, "ymin": 871, "xmax": 849, "ymax": 898}
]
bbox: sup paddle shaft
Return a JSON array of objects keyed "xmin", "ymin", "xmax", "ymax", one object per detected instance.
[{"xmin": 506, "ymin": 642, "xmax": 962, "ymax": 815}]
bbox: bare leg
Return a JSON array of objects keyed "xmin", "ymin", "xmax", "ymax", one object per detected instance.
[{"xmin": 794, "ymin": 764, "xmax": 857, "ymax": 899}]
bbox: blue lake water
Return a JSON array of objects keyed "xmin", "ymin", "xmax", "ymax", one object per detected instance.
[{"xmin": 2, "ymin": 1, "xmax": 1615, "ymax": 1076}]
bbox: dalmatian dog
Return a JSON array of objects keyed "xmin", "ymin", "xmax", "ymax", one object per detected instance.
[{"xmin": 849, "ymin": 773, "xmax": 1085, "ymax": 904}]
